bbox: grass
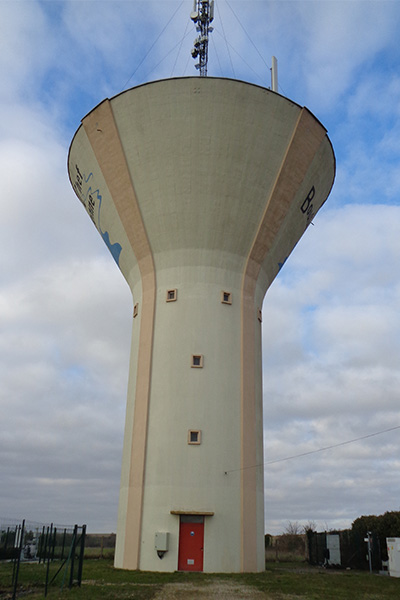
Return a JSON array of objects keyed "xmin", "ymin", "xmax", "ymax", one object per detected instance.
[
  {"xmin": 84, "ymin": 547, "xmax": 115, "ymax": 559},
  {"xmin": 1, "ymin": 559, "xmax": 399, "ymax": 599}
]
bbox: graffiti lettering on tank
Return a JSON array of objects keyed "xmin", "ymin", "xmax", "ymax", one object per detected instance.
[
  {"xmin": 276, "ymin": 185, "xmax": 317, "ymax": 273},
  {"xmin": 301, "ymin": 186, "xmax": 316, "ymax": 225},
  {"xmin": 72, "ymin": 165, "xmax": 91, "ymax": 203},
  {"xmin": 72, "ymin": 165, "xmax": 97, "ymax": 224},
  {"xmin": 72, "ymin": 164, "xmax": 122, "ymax": 266},
  {"xmin": 87, "ymin": 190, "xmax": 97, "ymax": 223}
]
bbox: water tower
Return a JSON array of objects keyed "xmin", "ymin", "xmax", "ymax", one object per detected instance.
[{"xmin": 68, "ymin": 1, "xmax": 335, "ymax": 573}]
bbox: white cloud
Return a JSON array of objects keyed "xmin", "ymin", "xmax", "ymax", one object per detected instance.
[
  {"xmin": 263, "ymin": 204, "xmax": 400, "ymax": 532},
  {"xmin": 0, "ymin": 1, "xmax": 57, "ymax": 101},
  {"xmin": 297, "ymin": 0, "xmax": 400, "ymax": 109}
]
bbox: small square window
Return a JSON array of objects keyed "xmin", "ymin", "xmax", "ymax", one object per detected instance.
[
  {"xmin": 191, "ymin": 354, "xmax": 203, "ymax": 368},
  {"xmin": 188, "ymin": 430, "xmax": 201, "ymax": 445},
  {"xmin": 221, "ymin": 291, "xmax": 232, "ymax": 305},
  {"xmin": 133, "ymin": 303, "xmax": 139, "ymax": 318},
  {"xmin": 257, "ymin": 308, "xmax": 262, "ymax": 322},
  {"xmin": 166, "ymin": 289, "xmax": 177, "ymax": 302}
]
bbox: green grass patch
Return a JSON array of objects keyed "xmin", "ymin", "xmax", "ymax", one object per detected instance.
[{"xmin": 1, "ymin": 559, "xmax": 399, "ymax": 599}]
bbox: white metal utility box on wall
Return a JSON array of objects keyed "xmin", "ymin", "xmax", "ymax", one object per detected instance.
[
  {"xmin": 387, "ymin": 538, "xmax": 400, "ymax": 577},
  {"xmin": 155, "ymin": 532, "xmax": 169, "ymax": 552}
]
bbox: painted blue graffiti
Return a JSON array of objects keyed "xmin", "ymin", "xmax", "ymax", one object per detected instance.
[
  {"xmin": 83, "ymin": 179, "xmax": 122, "ymax": 267},
  {"xmin": 101, "ymin": 230, "xmax": 122, "ymax": 264},
  {"xmin": 278, "ymin": 256, "xmax": 288, "ymax": 271}
]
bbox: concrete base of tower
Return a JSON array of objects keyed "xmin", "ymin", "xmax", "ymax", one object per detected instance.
[{"xmin": 114, "ymin": 509, "xmax": 265, "ymax": 573}]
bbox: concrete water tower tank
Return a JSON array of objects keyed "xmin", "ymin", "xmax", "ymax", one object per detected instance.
[{"xmin": 68, "ymin": 76, "xmax": 335, "ymax": 572}]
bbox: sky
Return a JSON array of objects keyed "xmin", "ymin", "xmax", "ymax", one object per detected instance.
[{"xmin": 1, "ymin": 0, "xmax": 400, "ymax": 537}]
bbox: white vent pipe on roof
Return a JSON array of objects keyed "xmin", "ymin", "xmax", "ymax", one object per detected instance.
[{"xmin": 271, "ymin": 56, "xmax": 278, "ymax": 92}]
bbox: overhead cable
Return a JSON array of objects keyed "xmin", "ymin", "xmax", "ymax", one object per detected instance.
[
  {"xmin": 225, "ymin": 0, "xmax": 270, "ymax": 70},
  {"xmin": 216, "ymin": 0, "xmax": 235, "ymax": 78},
  {"xmin": 122, "ymin": 0, "xmax": 185, "ymax": 90},
  {"xmin": 224, "ymin": 424, "xmax": 400, "ymax": 474}
]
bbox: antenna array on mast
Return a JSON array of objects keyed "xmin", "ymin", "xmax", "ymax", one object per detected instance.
[{"xmin": 190, "ymin": 0, "xmax": 214, "ymax": 77}]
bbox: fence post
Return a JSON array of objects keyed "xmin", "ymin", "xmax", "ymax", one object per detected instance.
[
  {"xmin": 44, "ymin": 527, "xmax": 50, "ymax": 561},
  {"xmin": 12, "ymin": 519, "xmax": 25, "ymax": 600},
  {"xmin": 38, "ymin": 526, "xmax": 45, "ymax": 564},
  {"xmin": 61, "ymin": 528, "xmax": 66, "ymax": 560},
  {"xmin": 4, "ymin": 527, "xmax": 10, "ymax": 551},
  {"xmin": 77, "ymin": 525, "xmax": 86, "ymax": 587},
  {"xmin": 45, "ymin": 523, "xmax": 53, "ymax": 597},
  {"xmin": 11, "ymin": 525, "xmax": 20, "ymax": 585},
  {"xmin": 51, "ymin": 527, "xmax": 57, "ymax": 561},
  {"xmin": 69, "ymin": 525, "xmax": 78, "ymax": 589}
]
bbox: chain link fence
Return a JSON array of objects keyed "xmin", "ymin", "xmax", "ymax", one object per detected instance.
[{"xmin": 0, "ymin": 518, "xmax": 86, "ymax": 599}]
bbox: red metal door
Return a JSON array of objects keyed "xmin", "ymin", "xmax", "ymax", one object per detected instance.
[{"xmin": 178, "ymin": 518, "xmax": 204, "ymax": 571}]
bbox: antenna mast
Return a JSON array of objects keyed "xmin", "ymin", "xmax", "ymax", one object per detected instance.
[{"xmin": 190, "ymin": 0, "xmax": 214, "ymax": 76}]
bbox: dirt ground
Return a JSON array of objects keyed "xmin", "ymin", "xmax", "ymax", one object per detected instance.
[{"xmin": 152, "ymin": 579, "xmax": 267, "ymax": 599}]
